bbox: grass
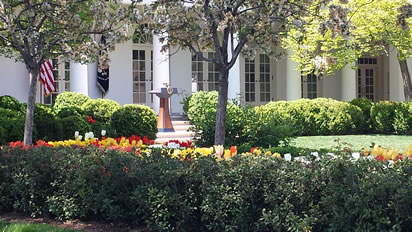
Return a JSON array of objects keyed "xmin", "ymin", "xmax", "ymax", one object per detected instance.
[
  {"xmin": 0, "ymin": 221, "xmax": 77, "ymax": 232},
  {"xmin": 291, "ymin": 134, "xmax": 412, "ymax": 152}
]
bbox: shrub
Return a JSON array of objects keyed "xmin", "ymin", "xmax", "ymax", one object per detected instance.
[
  {"xmin": 370, "ymin": 101, "xmax": 398, "ymax": 134},
  {"xmin": 33, "ymin": 104, "xmax": 62, "ymax": 141},
  {"xmin": 81, "ymin": 98, "xmax": 120, "ymax": 123},
  {"xmin": 0, "ymin": 108, "xmax": 26, "ymax": 145},
  {"xmin": 0, "ymin": 95, "xmax": 24, "ymax": 112},
  {"xmin": 253, "ymin": 98, "xmax": 364, "ymax": 136},
  {"xmin": 350, "ymin": 98, "xmax": 373, "ymax": 133},
  {"xmin": 80, "ymin": 99, "xmax": 120, "ymax": 138},
  {"xmin": 4, "ymin": 146, "xmax": 412, "ymax": 231},
  {"xmin": 111, "ymin": 104, "xmax": 157, "ymax": 139},
  {"xmin": 187, "ymin": 91, "xmax": 251, "ymax": 147},
  {"xmin": 53, "ymin": 92, "xmax": 90, "ymax": 114},
  {"xmin": 393, "ymin": 102, "xmax": 412, "ymax": 135},
  {"xmin": 58, "ymin": 115, "xmax": 91, "ymax": 140}
]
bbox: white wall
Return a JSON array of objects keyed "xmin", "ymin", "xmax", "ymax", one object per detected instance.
[
  {"xmin": 275, "ymin": 56, "xmax": 287, "ymax": 100},
  {"xmin": 0, "ymin": 57, "xmax": 30, "ymax": 103},
  {"xmin": 105, "ymin": 40, "xmax": 134, "ymax": 105},
  {"xmin": 321, "ymin": 71, "xmax": 341, "ymax": 99},
  {"xmin": 170, "ymin": 48, "xmax": 191, "ymax": 115}
]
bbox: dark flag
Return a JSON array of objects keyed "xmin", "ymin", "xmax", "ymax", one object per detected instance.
[{"xmin": 97, "ymin": 36, "xmax": 109, "ymax": 96}]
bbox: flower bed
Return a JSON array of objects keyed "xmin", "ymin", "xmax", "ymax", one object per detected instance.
[{"xmin": 2, "ymin": 142, "xmax": 412, "ymax": 231}]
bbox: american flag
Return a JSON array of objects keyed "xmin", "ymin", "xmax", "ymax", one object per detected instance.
[{"xmin": 39, "ymin": 59, "xmax": 55, "ymax": 96}]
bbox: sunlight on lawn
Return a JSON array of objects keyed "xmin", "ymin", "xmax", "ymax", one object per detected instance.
[{"xmin": 291, "ymin": 135, "xmax": 412, "ymax": 151}]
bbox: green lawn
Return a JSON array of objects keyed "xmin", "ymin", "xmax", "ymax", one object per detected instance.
[
  {"xmin": 291, "ymin": 135, "xmax": 412, "ymax": 152},
  {"xmin": 0, "ymin": 221, "xmax": 77, "ymax": 232}
]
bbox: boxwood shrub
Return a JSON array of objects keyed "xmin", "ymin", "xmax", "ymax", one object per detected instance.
[
  {"xmin": 0, "ymin": 108, "xmax": 26, "ymax": 145},
  {"xmin": 3, "ymin": 146, "xmax": 412, "ymax": 231},
  {"xmin": 0, "ymin": 95, "xmax": 24, "ymax": 112},
  {"xmin": 258, "ymin": 98, "xmax": 364, "ymax": 136},
  {"xmin": 53, "ymin": 92, "xmax": 90, "ymax": 114},
  {"xmin": 33, "ymin": 104, "xmax": 62, "ymax": 141},
  {"xmin": 370, "ymin": 101, "xmax": 398, "ymax": 134},
  {"xmin": 393, "ymin": 102, "xmax": 412, "ymax": 135},
  {"xmin": 187, "ymin": 94, "xmax": 364, "ymax": 147},
  {"xmin": 111, "ymin": 104, "xmax": 157, "ymax": 139},
  {"xmin": 350, "ymin": 98, "xmax": 374, "ymax": 133}
]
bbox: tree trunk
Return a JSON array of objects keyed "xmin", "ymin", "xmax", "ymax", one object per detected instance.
[
  {"xmin": 399, "ymin": 58, "xmax": 412, "ymax": 102},
  {"xmin": 24, "ymin": 71, "xmax": 39, "ymax": 145},
  {"xmin": 214, "ymin": 69, "xmax": 229, "ymax": 145}
]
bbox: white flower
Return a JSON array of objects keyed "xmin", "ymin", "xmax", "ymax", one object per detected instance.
[
  {"xmin": 78, "ymin": 135, "xmax": 83, "ymax": 141},
  {"xmin": 284, "ymin": 153, "xmax": 292, "ymax": 161},
  {"xmin": 101, "ymin": 130, "xmax": 106, "ymax": 136},
  {"xmin": 75, "ymin": 131, "xmax": 79, "ymax": 138}
]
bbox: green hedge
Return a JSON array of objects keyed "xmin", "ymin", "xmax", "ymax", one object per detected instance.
[
  {"xmin": 187, "ymin": 91, "xmax": 293, "ymax": 147},
  {"xmin": 0, "ymin": 95, "xmax": 24, "ymax": 112},
  {"xmin": 256, "ymin": 98, "xmax": 364, "ymax": 136},
  {"xmin": 2, "ymin": 146, "xmax": 412, "ymax": 231},
  {"xmin": 0, "ymin": 108, "xmax": 26, "ymax": 145},
  {"xmin": 187, "ymin": 93, "xmax": 364, "ymax": 147},
  {"xmin": 111, "ymin": 104, "xmax": 158, "ymax": 139},
  {"xmin": 0, "ymin": 94, "xmax": 157, "ymax": 144},
  {"xmin": 53, "ymin": 92, "xmax": 90, "ymax": 114}
]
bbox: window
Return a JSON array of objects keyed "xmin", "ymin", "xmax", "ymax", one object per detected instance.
[
  {"xmin": 301, "ymin": 73, "xmax": 318, "ymax": 99},
  {"xmin": 244, "ymin": 54, "xmax": 271, "ymax": 104},
  {"xmin": 192, "ymin": 53, "xmax": 204, "ymax": 91},
  {"xmin": 133, "ymin": 50, "xmax": 147, "ymax": 104},
  {"xmin": 133, "ymin": 24, "xmax": 153, "ymax": 44},
  {"xmin": 357, "ymin": 57, "xmax": 378, "ymax": 101},
  {"xmin": 191, "ymin": 52, "xmax": 219, "ymax": 92},
  {"xmin": 245, "ymin": 58, "xmax": 255, "ymax": 102}
]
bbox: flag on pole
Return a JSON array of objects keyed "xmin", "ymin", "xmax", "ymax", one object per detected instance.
[
  {"xmin": 97, "ymin": 36, "xmax": 109, "ymax": 96},
  {"xmin": 39, "ymin": 59, "xmax": 55, "ymax": 96}
]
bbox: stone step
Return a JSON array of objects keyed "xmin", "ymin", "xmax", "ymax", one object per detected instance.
[
  {"xmin": 155, "ymin": 137, "xmax": 194, "ymax": 144},
  {"xmin": 171, "ymin": 120, "xmax": 191, "ymax": 126},
  {"xmin": 154, "ymin": 119, "xmax": 196, "ymax": 144},
  {"xmin": 172, "ymin": 124, "xmax": 193, "ymax": 132},
  {"xmin": 157, "ymin": 131, "xmax": 195, "ymax": 138}
]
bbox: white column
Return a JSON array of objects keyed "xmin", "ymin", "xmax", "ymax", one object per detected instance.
[
  {"xmin": 70, "ymin": 62, "xmax": 89, "ymax": 95},
  {"xmin": 152, "ymin": 34, "xmax": 171, "ymax": 115},
  {"xmin": 170, "ymin": 47, "xmax": 191, "ymax": 115},
  {"xmin": 341, "ymin": 64, "xmax": 356, "ymax": 101},
  {"xmin": 228, "ymin": 38, "xmax": 241, "ymax": 100},
  {"xmin": 87, "ymin": 62, "xmax": 103, "ymax": 99},
  {"xmin": 389, "ymin": 48, "xmax": 405, "ymax": 101},
  {"xmin": 286, "ymin": 52, "xmax": 301, "ymax": 100}
]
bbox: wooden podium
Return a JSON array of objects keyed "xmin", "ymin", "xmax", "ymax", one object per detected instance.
[{"xmin": 149, "ymin": 87, "xmax": 178, "ymax": 132}]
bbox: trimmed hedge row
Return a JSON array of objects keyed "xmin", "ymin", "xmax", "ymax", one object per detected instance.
[
  {"xmin": 2, "ymin": 146, "xmax": 412, "ymax": 231},
  {"xmin": 350, "ymin": 98, "xmax": 412, "ymax": 135},
  {"xmin": 0, "ymin": 94, "xmax": 157, "ymax": 144},
  {"xmin": 187, "ymin": 92, "xmax": 365, "ymax": 146},
  {"xmin": 187, "ymin": 91, "xmax": 295, "ymax": 147},
  {"xmin": 186, "ymin": 92, "xmax": 412, "ymax": 147}
]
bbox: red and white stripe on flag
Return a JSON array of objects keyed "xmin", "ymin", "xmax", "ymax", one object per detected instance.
[{"xmin": 39, "ymin": 59, "xmax": 55, "ymax": 96}]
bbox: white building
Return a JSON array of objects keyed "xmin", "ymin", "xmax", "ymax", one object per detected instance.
[{"xmin": 1, "ymin": 3, "xmax": 411, "ymax": 115}]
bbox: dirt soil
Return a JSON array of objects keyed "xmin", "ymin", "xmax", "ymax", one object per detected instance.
[{"xmin": 0, "ymin": 212, "xmax": 147, "ymax": 232}]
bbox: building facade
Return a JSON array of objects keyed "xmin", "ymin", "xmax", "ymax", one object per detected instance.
[{"xmin": 1, "ymin": 3, "xmax": 411, "ymax": 115}]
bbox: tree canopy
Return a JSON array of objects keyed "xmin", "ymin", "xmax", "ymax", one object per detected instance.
[
  {"xmin": 146, "ymin": 0, "xmax": 350, "ymax": 145},
  {"xmin": 283, "ymin": 0, "xmax": 412, "ymax": 76},
  {"xmin": 0, "ymin": 0, "xmax": 138, "ymax": 144}
]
